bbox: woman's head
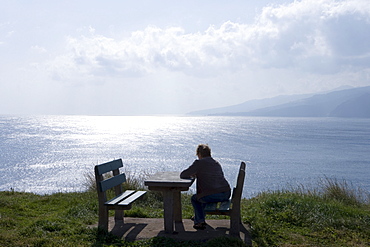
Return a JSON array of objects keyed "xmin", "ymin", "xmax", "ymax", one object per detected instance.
[{"xmin": 196, "ymin": 144, "xmax": 211, "ymax": 159}]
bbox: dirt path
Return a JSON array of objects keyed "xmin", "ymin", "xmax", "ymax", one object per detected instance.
[{"xmin": 90, "ymin": 217, "xmax": 252, "ymax": 244}]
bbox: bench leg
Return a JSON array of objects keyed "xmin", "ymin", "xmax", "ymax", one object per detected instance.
[
  {"xmin": 115, "ymin": 209, "xmax": 124, "ymax": 223},
  {"xmin": 230, "ymin": 210, "xmax": 241, "ymax": 237},
  {"xmin": 230, "ymin": 218, "xmax": 241, "ymax": 237},
  {"xmin": 98, "ymin": 207, "xmax": 109, "ymax": 231}
]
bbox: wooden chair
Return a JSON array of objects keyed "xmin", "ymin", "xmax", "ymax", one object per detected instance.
[
  {"xmin": 205, "ymin": 161, "xmax": 246, "ymax": 237},
  {"xmin": 94, "ymin": 159, "xmax": 146, "ymax": 231}
]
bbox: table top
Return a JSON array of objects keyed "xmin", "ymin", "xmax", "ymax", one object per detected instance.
[{"xmin": 144, "ymin": 171, "xmax": 194, "ymax": 188}]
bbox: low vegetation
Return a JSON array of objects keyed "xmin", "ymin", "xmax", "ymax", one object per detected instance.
[
  {"xmin": 243, "ymin": 178, "xmax": 370, "ymax": 246},
  {"xmin": 0, "ymin": 176, "xmax": 369, "ymax": 246}
]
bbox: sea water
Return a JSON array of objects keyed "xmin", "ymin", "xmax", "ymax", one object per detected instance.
[{"xmin": 0, "ymin": 115, "xmax": 369, "ymax": 198}]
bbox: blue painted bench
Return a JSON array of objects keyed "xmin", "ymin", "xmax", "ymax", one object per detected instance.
[
  {"xmin": 94, "ymin": 159, "xmax": 146, "ymax": 231},
  {"xmin": 204, "ymin": 200, "xmax": 232, "ymax": 213},
  {"xmin": 205, "ymin": 161, "xmax": 246, "ymax": 237}
]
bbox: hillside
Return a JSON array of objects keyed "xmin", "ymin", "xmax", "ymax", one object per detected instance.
[{"xmin": 188, "ymin": 86, "xmax": 370, "ymax": 118}]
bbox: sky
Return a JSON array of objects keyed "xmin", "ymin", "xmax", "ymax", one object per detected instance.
[{"xmin": 1, "ymin": 0, "xmax": 370, "ymax": 115}]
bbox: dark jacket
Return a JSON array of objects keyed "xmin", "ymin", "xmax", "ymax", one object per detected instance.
[{"xmin": 180, "ymin": 157, "xmax": 231, "ymax": 199}]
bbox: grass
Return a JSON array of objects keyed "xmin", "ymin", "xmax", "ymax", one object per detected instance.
[
  {"xmin": 0, "ymin": 175, "xmax": 369, "ymax": 246},
  {"xmin": 0, "ymin": 191, "xmax": 97, "ymax": 246},
  {"xmin": 243, "ymin": 178, "xmax": 370, "ymax": 246}
]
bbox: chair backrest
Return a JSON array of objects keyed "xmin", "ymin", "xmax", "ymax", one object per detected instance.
[
  {"xmin": 231, "ymin": 162, "xmax": 246, "ymax": 210},
  {"xmin": 94, "ymin": 159, "xmax": 125, "ymax": 200}
]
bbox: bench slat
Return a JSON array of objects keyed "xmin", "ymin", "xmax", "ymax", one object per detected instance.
[
  {"xmin": 218, "ymin": 200, "xmax": 231, "ymax": 211},
  {"xmin": 99, "ymin": 173, "xmax": 126, "ymax": 192},
  {"xmin": 205, "ymin": 203, "xmax": 217, "ymax": 211},
  {"xmin": 95, "ymin": 159, "xmax": 123, "ymax": 175},
  {"xmin": 205, "ymin": 200, "xmax": 231, "ymax": 212},
  {"xmin": 105, "ymin": 190, "xmax": 136, "ymax": 205},
  {"xmin": 118, "ymin": 191, "xmax": 147, "ymax": 206}
]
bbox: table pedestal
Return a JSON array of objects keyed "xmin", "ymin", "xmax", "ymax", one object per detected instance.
[
  {"xmin": 148, "ymin": 187, "xmax": 186, "ymax": 233},
  {"xmin": 163, "ymin": 189, "xmax": 185, "ymax": 232},
  {"xmin": 144, "ymin": 172, "xmax": 194, "ymax": 234}
]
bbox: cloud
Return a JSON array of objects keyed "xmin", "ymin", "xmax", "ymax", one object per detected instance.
[
  {"xmin": 254, "ymin": 0, "xmax": 370, "ymax": 72},
  {"xmin": 47, "ymin": 0, "xmax": 370, "ymax": 83},
  {"xmin": 31, "ymin": 45, "xmax": 47, "ymax": 53},
  {"xmin": 0, "ymin": 22, "xmax": 13, "ymax": 46}
]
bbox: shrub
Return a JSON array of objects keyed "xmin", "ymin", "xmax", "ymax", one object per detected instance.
[{"xmin": 320, "ymin": 177, "xmax": 366, "ymax": 206}]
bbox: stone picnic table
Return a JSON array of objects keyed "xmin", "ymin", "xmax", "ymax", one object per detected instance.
[{"xmin": 144, "ymin": 171, "xmax": 194, "ymax": 233}]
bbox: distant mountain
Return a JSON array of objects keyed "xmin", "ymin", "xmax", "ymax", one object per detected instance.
[
  {"xmin": 330, "ymin": 92, "xmax": 370, "ymax": 118},
  {"xmin": 187, "ymin": 86, "xmax": 370, "ymax": 118},
  {"xmin": 188, "ymin": 93, "xmax": 314, "ymax": 115}
]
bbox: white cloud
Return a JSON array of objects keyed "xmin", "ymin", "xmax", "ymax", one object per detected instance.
[
  {"xmin": 2, "ymin": 0, "xmax": 370, "ymax": 115},
  {"xmin": 31, "ymin": 45, "xmax": 47, "ymax": 53},
  {"xmin": 46, "ymin": 0, "xmax": 370, "ymax": 84},
  {"xmin": 252, "ymin": 0, "xmax": 370, "ymax": 71}
]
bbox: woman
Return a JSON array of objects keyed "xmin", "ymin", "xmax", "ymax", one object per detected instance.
[{"xmin": 180, "ymin": 144, "xmax": 231, "ymax": 230}]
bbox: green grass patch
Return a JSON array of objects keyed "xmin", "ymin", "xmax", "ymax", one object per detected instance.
[
  {"xmin": 1, "ymin": 177, "xmax": 369, "ymax": 246},
  {"xmin": 243, "ymin": 178, "xmax": 370, "ymax": 246}
]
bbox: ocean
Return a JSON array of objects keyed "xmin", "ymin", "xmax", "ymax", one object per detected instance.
[{"xmin": 1, "ymin": 115, "xmax": 369, "ymax": 198}]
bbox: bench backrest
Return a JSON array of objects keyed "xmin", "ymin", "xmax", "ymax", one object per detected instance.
[
  {"xmin": 95, "ymin": 159, "xmax": 125, "ymax": 201},
  {"xmin": 230, "ymin": 161, "xmax": 246, "ymax": 212}
]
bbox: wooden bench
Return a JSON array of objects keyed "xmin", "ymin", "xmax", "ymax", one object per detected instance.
[
  {"xmin": 94, "ymin": 159, "xmax": 147, "ymax": 231},
  {"xmin": 205, "ymin": 161, "xmax": 246, "ymax": 237}
]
